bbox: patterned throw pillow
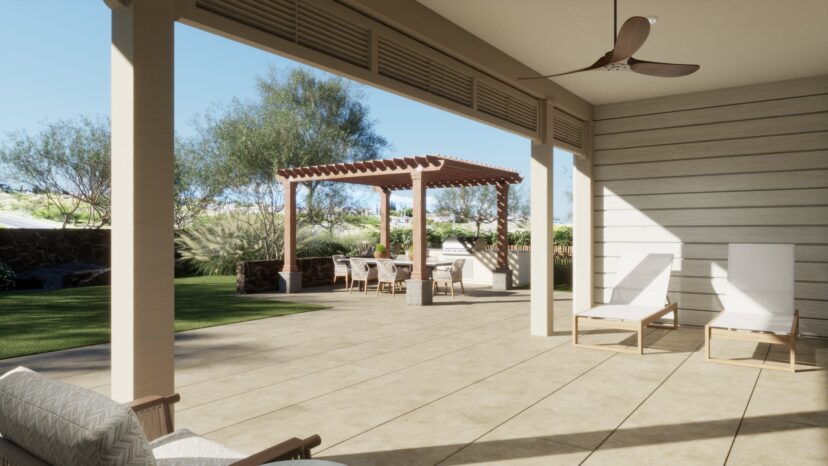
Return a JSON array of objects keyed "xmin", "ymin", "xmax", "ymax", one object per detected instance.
[{"xmin": 0, "ymin": 366, "xmax": 157, "ymax": 466}]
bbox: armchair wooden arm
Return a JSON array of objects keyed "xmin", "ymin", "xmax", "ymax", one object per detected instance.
[
  {"xmin": 129, "ymin": 394, "xmax": 181, "ymax": 441},
  {"xmin": 229, "ymin": 435, "xmax": 322, "ymax": 465}
]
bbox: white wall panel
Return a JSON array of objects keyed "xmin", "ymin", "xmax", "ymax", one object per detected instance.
[{"xmin": 594, "ymin": 76, "xmax": 828, "ymax": 336}]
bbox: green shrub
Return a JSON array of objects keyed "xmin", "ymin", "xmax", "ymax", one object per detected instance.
[
  {"xmin": 374, "ymin": 243, "xmax": 387, "ymax": 254},
  {"xmin": 176, "ymin": 217, "xmax": 273, "ymax": 275},
  {"xmin": 0, "ymin": 262, "xmax": 15, "ymax": 291},
  {"xmin": 554, "ymin": 226, "xmax": 572, "ymax": 246},
  {"xmin": 510, "ymin": 230, "xmax": 531, "ymax": 246}
]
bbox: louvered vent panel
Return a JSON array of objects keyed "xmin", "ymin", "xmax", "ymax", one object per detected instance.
[
  {"xmin": 378, "ymin": 38, "xmax": 473, "ymax": 107},
  {"xmin": 196, "ymin": 0, "xmax": 370, "ymax": 70},
  {"xmin": 197, "ymin": 0, "xmax": 296, "ymax": 41},
  {"xmin": 297, "ymin": 2, "xmax": 370, "ymax": 69},
  {"xmin": 430, "ymin": 61, "xmax": 473, "ymax": 107},
  {"xmin": 553, "ymin": 109, "xmax": 584, "ymax": 149},
  {"xmin": 377, "ymin": 38, "xmax": 430, "ymax": 92},
  {"xmin": 477, "ymin": 83, "xmax": 538, "ymax": 132}
]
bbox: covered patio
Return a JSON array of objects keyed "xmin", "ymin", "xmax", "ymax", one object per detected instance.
[
  {"xmin": 276, "ymin": 155, "xmax": 523, "ymax": 303},
  {"xmin": 8, "ymin": 0, "xmax": 818, "ymax": 464},
  {"xmin": 2, "ymin": 288, "xmax": 825, "ymax": 464}
]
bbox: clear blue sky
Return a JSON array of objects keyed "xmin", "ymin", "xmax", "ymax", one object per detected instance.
[{"xmin": 0, "ymin": 0, "xmax": 573, "ymax": 222}]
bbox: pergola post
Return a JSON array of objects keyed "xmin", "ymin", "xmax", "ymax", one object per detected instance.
[
  {"xmin": 492, "ymin": 181, "xmax": 512, "ymax": 290},
  {"xmin": 378, "ymin": 187, "xmax": 391, "ymax": 253},
  {"xmin": 406, "ymin": 171, "xmax": 433, "ymax": 305},
  {"xmin": 280, "ymin": 180, "xmax": 302, "ymax": 293},
  {"xmin": 109, "ymin": 0, "xmax": 175, "ymax": 402},
  {"xmin": 530, "ymin": 101, "xmax": 555, "ymax": 336}
]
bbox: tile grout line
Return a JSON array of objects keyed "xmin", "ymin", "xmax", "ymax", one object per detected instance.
[
  {"xmin": 318, "ymin": 332, "xmax": 580, "ymax": 456},
  {"xmin": 433, "ymin": 351, "xmax": 620, "ymax": 465},
  {"xmin": 577, "ymin": 340, "xmax": 705, "ymax": 466},
  {"xmin": 201, "ymin": 325, "xmax": 533, "ymax": 436},
  {"xmin": 177, "ymin": 314, "xmax": 525, "ymax": 412},
  {"xmin": 722, "ymin": 344, "xmax": 771, "ymax": 465}
]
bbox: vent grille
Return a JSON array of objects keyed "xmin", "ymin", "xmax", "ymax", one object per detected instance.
[
  {"xmin": 553, "ymin": 108, "xmax": 584, "ymax": 149},
  {"xmin": 477, "ymin": 83, "xmax": 538, "ymax": 132},
  {"xmin": 197, "ymin": 0, "xmax": 370, "ymax": 69},
  {"xmin": 377, "ymin": 38, "xmax": 473, "ymax": 107}
]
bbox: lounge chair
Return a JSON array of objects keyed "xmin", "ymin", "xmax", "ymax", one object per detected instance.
[
  {"xmin": 376, "ymin": 259, "xmax": 409, "ymax": 296},
  {"xmin": 705, "ymin": 243, "xmax": 799, "ymax": 372},
  {"xmin": 432, "ymin": 259, "xmax": 466, "ymax": 297},
  {"xmin": 332, "ymin": 254, "xmax": 351, "ymax": 288},
  {"xmin": 349, "ymin": 258, "xmax": 377, "ymax": 295},
  {"xmin": 573, "ymin": 252, "xmax": 678, "ymax": 354},
  {"xmin": 0, "ymin": 366, "xmax": 320, "ymax": 465}
]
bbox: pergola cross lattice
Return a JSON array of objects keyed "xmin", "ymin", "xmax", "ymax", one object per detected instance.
[{"xmin": 276, "ymin": 155, "xmax": 523, "ymax": 304}]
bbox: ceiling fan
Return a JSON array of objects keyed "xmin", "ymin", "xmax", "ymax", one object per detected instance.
[{"xmin": 520, "ymin": 0, "xmax": 700, "ymax": 80}]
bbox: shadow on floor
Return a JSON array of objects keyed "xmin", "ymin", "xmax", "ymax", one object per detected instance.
[{"xmin": 319, "ymin": 411, "xmax": 828, "ymax": 465}]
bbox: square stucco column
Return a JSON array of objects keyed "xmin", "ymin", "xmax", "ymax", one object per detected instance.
[
  {"xmin": 280, "ymin": 180, "xmax": 302, "ymax": 293},
  {"xmin": 406, "ymin": 171, "xmax": 432, "ymax": 305},
  {"xmin": 530, "ymin": 102, "xmax": 555, "ymax": 336},
  {"xmin": 573, "ymin": 123, "xmax": 594, "ymax": 314},
  {"xmin": 109, "ymin": 0, "xmax": 176, "ymax": 402}
]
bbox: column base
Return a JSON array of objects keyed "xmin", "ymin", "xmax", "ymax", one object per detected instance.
[
  {"xmin": 405, "ymin": 279, "xmax": 433, "ymax": 306},
  {"xmin": 278, "ymin": 271, "xmax": 302, "ymax": 293},
  {"xmin": 492, "ymin": 270, "xmax": 513, "ymax": 290}
]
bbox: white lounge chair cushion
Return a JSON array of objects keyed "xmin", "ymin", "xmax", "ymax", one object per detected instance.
[
  {"xmin": 151, "ymin": 428, "xmax": 245, "ymax": 466},
  {"xmin": 709, "ymin": 312, "xmax": 794, "ymax": 335},
  {"xmin": 609, "ymin": 253, "xmax": 674, "ymax": 308},
  {"xmin": 577, "ymin": 304, "xmax": 670, "ymax": 322}
]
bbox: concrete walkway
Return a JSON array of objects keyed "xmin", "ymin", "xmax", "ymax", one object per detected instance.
[{"xmin": 1, "ymin": 287, "xmax": 825, "ymax": 465}]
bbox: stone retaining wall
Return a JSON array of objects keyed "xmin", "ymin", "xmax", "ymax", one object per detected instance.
[
  {"xmin": 0, "ymin": 229, "xmax": 110, "ymax": 272},
  {"xmin": 236, "ymin": 257, "xmax": 333, "ymax": 294}
]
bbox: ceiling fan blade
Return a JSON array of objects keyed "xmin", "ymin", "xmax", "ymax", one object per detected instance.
[
  {"xmin": 609, "ymin": 16, "xmax": 650, "ymax": 63},
  {"xmin": 628, "ymin": 57, "xmax": 700, "ymax": 77},
  {"xmin": 518, "ymin": 51, "xmax": 612, "ymax": 80}
]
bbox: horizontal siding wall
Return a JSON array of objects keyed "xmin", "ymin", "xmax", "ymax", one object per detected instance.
[{"xmin": 593, "ymin": 75, "xmax": 828, "ymax": 337}]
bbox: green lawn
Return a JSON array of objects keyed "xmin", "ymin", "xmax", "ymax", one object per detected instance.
[{"xmin": 0, "ymin": 275, "xmax": 325, "ymax": 360}]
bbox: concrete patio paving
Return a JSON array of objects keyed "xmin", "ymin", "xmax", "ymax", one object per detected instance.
[{"xmin": 1, "ymin": 286, "xmax": 826, "ymax": 465}]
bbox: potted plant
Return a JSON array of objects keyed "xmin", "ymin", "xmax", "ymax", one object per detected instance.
[{"xmin": 373, "ymin": 243, "xmax": 389, "ymax": 259}]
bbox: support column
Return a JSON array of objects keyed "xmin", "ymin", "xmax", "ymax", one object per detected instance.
[
  {"xmin": 280, "ymin": 180, "xmax": 302, "ymax": 292},
  {"xmin": 530, "ymin": 102, "xmax": 555, "ymax": 336},
  {"xmin": 378, "ymin": 187, "xmax": 391, "ymax": 253},
  {"xmin": 110, "ymin": 0, "xmax": 175, "ymax": 402},
  {"xmin": 492, "ymin": 181, "xmax": 512, "ymax": 290},
  {"xmin": 573, "ymin": 123, "xmax": 594, "ymax": 313},
  {"xmin": 406, "ymin": 171, "xmax": 432, "ymax": 305}
]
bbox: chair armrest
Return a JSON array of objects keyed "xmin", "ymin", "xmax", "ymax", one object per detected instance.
[
  {"xmin": 229, "ymin": 435, "xmax": 322, "ymax": 465},
  {"xmin": 129, "ymin": 394, "xmax": 181, "ymax": 441}
]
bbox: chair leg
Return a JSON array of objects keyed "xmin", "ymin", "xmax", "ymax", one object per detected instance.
[
  {"xmin": 572, "ymin": 315, "xmax": 579, "ymax": 345},
  {"xmin": 459, "ymin": 281, "xmax": 465, "ymax": 296},
  {"xmin": 449, "ymin": 283, "xmax": 455, "ymax": 298},
  {"xmin": 704, "ymin": 324, "xmax": 711, "ymax": 361},
  {"xmin": 637, "ymin": 323, "xmax": 644, "ymax": 355},
  {"xmin": 349, "ymin": 279, "xmax": 354, "ymax": 294},
  {"xmin": 377, "ymin": 282, "xmax": 382, "ymax": 296}
]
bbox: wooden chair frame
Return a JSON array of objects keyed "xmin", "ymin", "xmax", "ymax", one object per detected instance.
[
  {"xmin": 332, "ymin": 255, "xmax": 350, "ymax": 289},
  {"xmin": 573, "ymin": 301, "xmax": 678, "ymax": 355},
  {"xmin": 705, "ymin": 310, "xmax": 799, "ymax": 372},
  {"xmin": 129, "ymin": 394, "xmax": 321, "ymax": 464}
]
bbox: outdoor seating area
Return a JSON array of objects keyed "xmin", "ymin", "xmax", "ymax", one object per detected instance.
[
  {"xmin": 1, "ymin": 289, "xmax": 825, "ymax": 465},
  {"xmin": 0, "ymin": 1, "xmax": 825, "ymax": 465}
]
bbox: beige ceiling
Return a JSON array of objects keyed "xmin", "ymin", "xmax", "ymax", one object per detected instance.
[{"xmin": 418, "ymin": 0, "xmax": 828, "ymax": 105}]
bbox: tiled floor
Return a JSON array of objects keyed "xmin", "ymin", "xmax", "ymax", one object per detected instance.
[{"xmin": 2, "ymin": 286, "xmax": 826, "ymax": 465}]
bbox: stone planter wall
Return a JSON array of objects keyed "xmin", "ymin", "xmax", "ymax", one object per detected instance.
[
  {"xmin": 236, "ymin": 257, "xmax": 334, "ymax": 294},
  {"xmin": 0, "ymin": 229, "xmax": 110, "ymax": 272}
]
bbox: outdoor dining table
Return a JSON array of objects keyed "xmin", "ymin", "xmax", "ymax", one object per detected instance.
[{"xmin": 340, "ymin": 257, "xmax": 452, "ymax": 279}]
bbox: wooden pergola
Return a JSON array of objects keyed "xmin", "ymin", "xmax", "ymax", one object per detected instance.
[{"xmin": 276, "ymin": 155, "xmax": 523, "ymax": 304}]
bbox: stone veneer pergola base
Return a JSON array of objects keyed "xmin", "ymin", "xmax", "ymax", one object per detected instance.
[{"xmin": 276, "ymin": 155, "xmax": 523, "ymax": 305}]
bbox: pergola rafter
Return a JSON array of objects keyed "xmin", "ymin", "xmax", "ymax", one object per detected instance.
[{"xmin": 277, "ymin": 155, "xmax": 522, "ymax": 304}]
